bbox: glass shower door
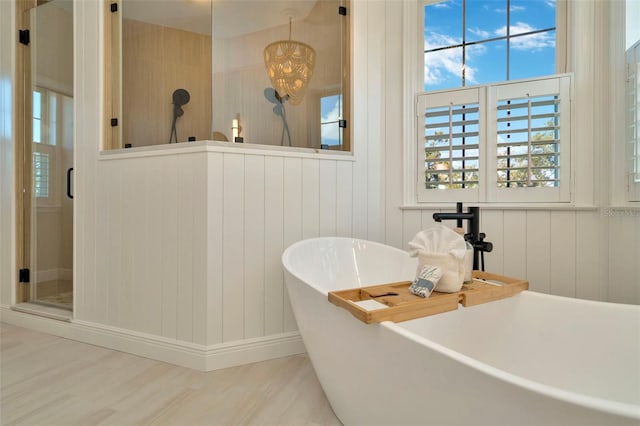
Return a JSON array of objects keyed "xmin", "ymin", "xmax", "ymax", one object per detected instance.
[{"xmin": 24, "ymin": 0, "xmax": 74, "ymax": 310}]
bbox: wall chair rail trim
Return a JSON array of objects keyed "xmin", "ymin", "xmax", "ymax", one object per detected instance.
[{"xmin": 98, "ymin": 140, "xmax": 356, "ymax": 162}]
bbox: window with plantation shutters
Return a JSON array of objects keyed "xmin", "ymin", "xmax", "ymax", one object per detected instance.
[
  {"xmin": 495, "ymin": 95, "xmax": 560, "ymax": 188},
  {"xmin": 33, "ymin": 151, "xmax": 50, "ymax": 198},
  {"xmin": 416, "ymin": 75, "xmax": 572, "ymax": 204},
  {"xmin": 417, "ymin": 87, "xmax": 482, "ymax": 202},
  {"xmin": 487, "ymin": 76, "xmax": 571, "ymax": 202}
]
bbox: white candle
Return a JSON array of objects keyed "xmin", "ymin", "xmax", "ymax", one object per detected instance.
[{"xmin": 232, "ymin": 119, "xmax": 239, "ymax": 142}]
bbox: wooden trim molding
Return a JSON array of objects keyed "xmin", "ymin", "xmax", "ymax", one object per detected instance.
[
  {"xmin": 103, "ymin": 0, "xmax": 121, "ymax": 150},
  {"xmin": 1, "ymin": 306, "xmax": 306, "ymax": 371},
  {"xmin": 15, "ymin": 0, "xmax": 37, "ymax": 303}
]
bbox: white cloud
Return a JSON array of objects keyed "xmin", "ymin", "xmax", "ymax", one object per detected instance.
[
  {"xmin": 424, "ymin": 32, "xmax": 484, "ymax": 86},
  {"xmin": 467, "ymin": 27, "xmax": 490, "ymax": 39},
  {"xmin": 431, "ymin": 1, "xmax": 451, "ymax": 8},
  {"xmin": 494, "ymin": 22, "xmax": 555, "ymax": 50}
]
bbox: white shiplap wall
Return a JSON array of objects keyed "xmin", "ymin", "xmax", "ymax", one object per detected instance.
[
  {"xmin": 396, "ymin": 208, "xmax": 640, "ymax": 303},
  {"xmin": 84, "ymin": 147, "xmax": 355, "ymax": 346}
]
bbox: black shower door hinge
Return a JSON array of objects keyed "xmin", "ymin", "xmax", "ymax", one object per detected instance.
[
  {"xmin": 110, "ymin": 2, "xmax": 118, "ymax": 13},
  {"xmin": 111, "ymin": 118, "xmax": 118, "ymax": 127},
  {"xmin": 19, "ymin": 29, "xmax": 30, "ymax": 46},
  {"xmin": 338, "ymin": 6, "xmax": 347, "ymax": 16},
  {"xmin": 19, "ymin": 268, "xmax": 30, "ymax": 283}
]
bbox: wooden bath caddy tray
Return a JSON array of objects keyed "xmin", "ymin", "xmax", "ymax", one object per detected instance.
[{"xmin": 328, "ymin": 271, "xmax": 528, "ymax": 324}]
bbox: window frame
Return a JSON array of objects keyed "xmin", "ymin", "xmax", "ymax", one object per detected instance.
[
  {"xmin": 415, "ymin": 74, "xmax": 572, "ymax": 205},
  {"xmin": 319, "ymin": 91, "xmax": 344, "ymax": 150},
  {"xmin": 32, "ymin": 87, "xmax": 62, "ymax": 208},
  {"xmin": 405, "ymin": 0, "xmax": 572, "ymax": 206}
]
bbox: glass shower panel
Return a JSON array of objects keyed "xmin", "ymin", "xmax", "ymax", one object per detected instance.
[
  {"xmin": 27, "ymin": 0, "xmax": 74, "ymax": 310},
  {"xmin": 212, "ymin": 0, "xmax": 349, "ymax": 150}
]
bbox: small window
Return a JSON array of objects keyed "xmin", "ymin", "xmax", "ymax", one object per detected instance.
[
  {"xmin": 32, "ymin": 151, "xmax": 50, "ymax": 198},
  {"xmin": 33, "ymin": 90, "xmax": 42, "ymax": 143},
  {"xmin": 32, "ymin": 88, "xmax": 58, "ymax": 146},
  {"xmin": 320, "ymin": 94, "xmax": 343, "ymax": 149}
]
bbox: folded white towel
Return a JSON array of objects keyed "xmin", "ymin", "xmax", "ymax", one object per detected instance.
[{"xmin": 408, "ymin": 225, "xmax": 467, "ymax": 293}]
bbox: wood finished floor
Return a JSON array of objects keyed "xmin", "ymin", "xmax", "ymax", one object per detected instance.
[{"xmin": 0, "ymin": 323, "xmax": 341, "ymax": 426}]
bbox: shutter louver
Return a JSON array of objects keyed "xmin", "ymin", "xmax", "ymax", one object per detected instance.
[
  {"xmin": 423, "ymin": 103, "xmax": 480, "ymax": 189},
  {"xmin": 33, "ymin": 151, "xmax": 50, "ymax": 198},
  {"xmin": 496, "ymin": 95, "xmax": 561, "ymax": 188}
]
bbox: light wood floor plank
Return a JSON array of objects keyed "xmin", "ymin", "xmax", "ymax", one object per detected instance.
[{"xmin": 0, "ymin": 323, "xmax": 341, "ymax": 426}]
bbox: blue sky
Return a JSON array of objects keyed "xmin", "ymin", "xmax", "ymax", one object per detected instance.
[{"xmin": 424, "ymin": 0, "xmax": 556, "ymax": 91}]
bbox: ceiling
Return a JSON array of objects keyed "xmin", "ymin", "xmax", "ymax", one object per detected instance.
[{"xmin": 122, "ymin": 0, "xmax": 317, "ymax": 38}]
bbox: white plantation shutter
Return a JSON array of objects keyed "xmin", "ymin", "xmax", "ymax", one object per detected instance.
[
  {"xmin": 415, "ymin": 75, "xmax": 572, "ymax": 204},
  {"xmin": 417, "ymin": 87, "xmax": 483, "ymax": 202},
  {"xmin": 33, "ymin": 151, "xmax": 50, "ymax": 198},
  {"xmin": 487, "ymin": 76, "xmax": 572, "ymax": 202},
  {"xmin": 628, "ymin": 41, "xmax": 640, "ymax": 202}
]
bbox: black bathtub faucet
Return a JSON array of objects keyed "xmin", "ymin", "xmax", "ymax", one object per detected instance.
[{"xmin": 432, "ymin": 202, "xmax": 493, "ymax": 271}]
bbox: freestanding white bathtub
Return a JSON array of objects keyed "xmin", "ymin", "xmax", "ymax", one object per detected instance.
[{"xmin": 282, "ymin": 237, "xmax": 640, "ymax": 426}]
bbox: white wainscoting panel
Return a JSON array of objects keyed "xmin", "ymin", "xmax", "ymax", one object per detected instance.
[
  {"xmin": 264, "ymin": 156, "xmax": 285, "ymax": 336},
  {"xmin": 397, "ymin": 208, "xmax": 639, "ymax": 303},
  {"xmin": 206, "ymin": 153, "xmax": 224, "ymax": 345},
  {"xmin": 525, "ymin": 211, "xmax": 552, "ymax": 294},
  {"xmin": 244, "ymin": 154, "xmax": 266, "ymax": 339},
  {"xmin": 160, "ymin": 156, "xmax": 179, "ymax": 339},
  {"xmin": 549, "ymin": 211, "xmax": 577, "ymax": 297},
  {"xmin": 301, "ymin": 158, "xmax": 320, "ymax": 240},
  {"xmin": 222, "ymin": 153, "xmax": 246, "ymax": 343},
  {"xmin": 502, "ymin": 211, "xmax": 527, "ymax": 280},
  {"xmin": 608, "ymin": 213, "xmax": 640, "ymax": 304},
  {"xmin": 89, "ymin": 147, "xmax": 355, "ymax": 351}
]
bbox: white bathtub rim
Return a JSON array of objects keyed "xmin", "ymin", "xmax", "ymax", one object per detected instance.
[
  {"xmin": 282, "ymin": 237, "xmax": 640, "ymax": 421},
  {"xmin": 282, "ymin": 236, "xmax": 412, "ymax": 294},
  {"xmin": 383, "ymin": 298, "xmax": 640, "ymax": 421}
]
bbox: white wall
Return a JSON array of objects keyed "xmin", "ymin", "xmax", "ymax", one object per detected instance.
[{"xmin": 85, "ymin": 146, "xmax": 354, "ymax": 346}]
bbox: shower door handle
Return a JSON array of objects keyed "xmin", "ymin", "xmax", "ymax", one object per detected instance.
[{"xmin": 66, "ymin": 167, "xmax": 74, "ymax": 199}]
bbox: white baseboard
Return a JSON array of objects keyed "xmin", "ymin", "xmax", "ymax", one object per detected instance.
[{"xmin": 0, "ymin": 305, "xmax": 306, "ymax": 371}]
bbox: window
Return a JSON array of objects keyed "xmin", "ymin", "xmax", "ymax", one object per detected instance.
[
  {"xmin": 424, "ymin": 0, "xmax": 557, "ymax": 91},
  {"xmin": 32, "ymin": 87, "xmax": 61, "ymax": 206},
  {"xmin": 32, "ymin": 151, "xmax": 50, "ymax": 198},
  {"xmin": 417, "ymin": 75, "xmax": 571, "ymax": 204},
  {"xmin": 415, "ymin": 0, "xmax": 569, "ymax": 204},
  {"xmin": 417, "ymin": 87, "xmax": 482, "ymax": 202},
  {"xmin": 320, "ymin": 94, "xmax": 343, "ymax": 149}
]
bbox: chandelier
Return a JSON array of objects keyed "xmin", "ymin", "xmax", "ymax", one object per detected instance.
[{"xmin": 264, "ymin": 17, "xmax": 316, "ymax": 106}]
